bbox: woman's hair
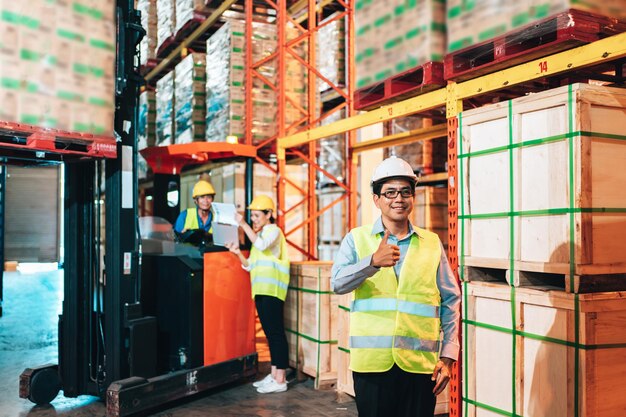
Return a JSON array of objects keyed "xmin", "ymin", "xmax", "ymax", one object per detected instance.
[{"xmin": 262, "ymin": 209, "xmax": 275, "ymax": 224}]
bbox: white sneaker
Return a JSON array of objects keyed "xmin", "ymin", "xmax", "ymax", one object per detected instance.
[
  {"xmin": 252, "ymin": 374, "xmax": 274, "ymax": 388},
  {"xmin": 256, "ymin": 379, "xmax": 287, "ymax": 394}
]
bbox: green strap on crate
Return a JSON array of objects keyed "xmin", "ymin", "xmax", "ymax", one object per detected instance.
[
  {"xmin": 284, "ymin": 267, "xmax": 338, "ymax": 382},
  {"xmin": 568, "ymin": 85, "xmax": 581, "ymax": 417},
  {"xmin": 458, "ymin": 131, "xmax": 626, "ymax": 159},
  {"xmin": 460, "ymin": 86, "xmax": 590, "ymax": 416},
  {"xmin": 508, "ymin": 100, "xmax": 517, "ymax": 417}
]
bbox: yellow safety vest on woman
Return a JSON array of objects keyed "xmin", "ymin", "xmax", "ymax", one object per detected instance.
[
  {"xmin": 248, "ymin": 224, "xmax": 290, "ymax": 301},
  {"xmin": 350, "ymin": 224, "xmax": 442, "ymax": 374}
]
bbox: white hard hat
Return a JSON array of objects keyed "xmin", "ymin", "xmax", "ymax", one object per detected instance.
[{"xmin": 370, "ymin": 156, "xmax": 418, "ymax": 188}]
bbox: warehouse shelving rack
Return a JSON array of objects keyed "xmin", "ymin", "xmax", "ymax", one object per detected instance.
[
  {"xmin": 277, "ymin": 31, "xmax": 626, "ymax": 417},
  {"xmin": 141, "ymin": 0, "xmax": 357, "ymax": 260}
]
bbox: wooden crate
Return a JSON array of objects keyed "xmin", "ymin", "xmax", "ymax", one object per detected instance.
[
  {"xmin": 463, "ymin": 281, "xmax": 626, "ymax": 417},
  {"xmin": 284, "ymin": 261, "xmax": 338, "ymax": 389},
  {"xmin": 336, "ymin": 294, "xmax": 450, "ymax": 414},
  {"xmin": 459, "ymin": 83, "xmax": 626, "ymax": 287},
  {"xmin": 414, "ymin": 185, "xmax": 448, "ymax": 247}
]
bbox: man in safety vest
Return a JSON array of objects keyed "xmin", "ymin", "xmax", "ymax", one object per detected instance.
[
  {"xmin": 174, "ymin": 180, "xmax": 215, "ymax": 234},
  {"xmin": 331, "ymin": 156, "xmax": 461, "ymax": 417}
]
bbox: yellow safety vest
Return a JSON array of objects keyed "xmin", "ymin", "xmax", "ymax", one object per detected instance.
[
  {"xmin": 248, "ymin": 224, "xmax": 290, "ymax": 301},
  {"xmin": 350, "ymin": 224, "xmax": 442, "ymax": 374},
  {"xmin": 182, "ymin": 208, "xmax": 212, "ymax": 233}
]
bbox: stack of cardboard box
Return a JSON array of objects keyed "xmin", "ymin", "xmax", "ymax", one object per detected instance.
[
  {"xmin": 174, "ymin": 53, "xmax": 206, "ymax": 144},
  {"xmin": 355, "ymin": 0, "xmax": 445, "ymax": 90},
  {"xmin": 156, "ymin": 70, "xmax": 175, "ymax": 146},
  {"xmin": 447, "ymin": 0, "xmax": 626, "ymax": 52},
  {"xmin": 0, "ymin": 0, "xmax": 115, "ymax": 135},
  {"xmin": 138, "ymin": 0, "xmax": 158, "ymax": 66},
  {"xmin": 156, "ymin": 0, "xmax": 176, "ymax": 51},
  {"xmin": 175, "ymin": 0, "xmax": 208, "ymax": 34}
]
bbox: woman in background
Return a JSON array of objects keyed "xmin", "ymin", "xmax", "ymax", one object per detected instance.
[{"xmin": 226, "ymin": 195, "xmax": 290, "ymax": 394}]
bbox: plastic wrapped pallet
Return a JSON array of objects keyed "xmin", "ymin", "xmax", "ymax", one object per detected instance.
[
  {"xmin": 156, "ymin": 70, "xmax": 175, "ymax": 146},
  {"xmin": 174, "ymin": 53, "xmax": 206, "ymax": 144},
  {"xmin": 205, "ymin": 19, "xmax": 246, "ymax": 142},
  {"xmin": 355, "ymin": 0, "xmax": 445, "ymax": 90},
  {"xmin": 175, "ymin": 0, "xmax": 208, "ymax": 34},
  {"xmin": 316, "ymin": 13, "xmax": 345, "ymax": 93},
  {"xmin": 0, "ymin": 0, "xmax": 115, "ymax": 135},
  {"xmin": 156, "ymin": 0, "xmax": 176, "ymax": 52},
  {"xmin": 447, "ymin": 0, "xmax": 626, "ymax": 52},
  {"xmin": 459, "ymin": 83, "xmax": 626, "ymax": 289},
  {"xmin": 138, "ymin": 0, "xmax": 157, "ymax": 66},
  {"xmin": 138, "ymin": 91, "xmax": 156, "ymax": 179}
]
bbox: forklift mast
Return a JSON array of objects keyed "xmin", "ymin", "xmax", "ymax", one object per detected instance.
[{"xmin": 60, "ymin": 0, "xmax": 146, "ymax": 398}]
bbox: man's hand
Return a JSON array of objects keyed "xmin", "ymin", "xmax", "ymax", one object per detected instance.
[
  {"xmin": 431, "ymin": 357, "xmax": 455, "ymax": 395},
  {"xmin": 371, "ymin": 230, "xmax": 400, "ymax": 268}
]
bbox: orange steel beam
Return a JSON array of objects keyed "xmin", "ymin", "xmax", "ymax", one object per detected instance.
[
  {"xmin": 290, "ymin": 149, "xmax": 349, "ymax": 192},
  {"xmin": 276, "ymin": 0, "xmax": 287, "ymax": 232},
  {"xmin": 307, "ymin": 0, "xmax": 318, "ymax": 260},
  {"xmin": 346, "ymin": 0, "xmax": 357, "ymax": 230},
  {"xmin": 285, "ymin": 193, "xmax": 347, "ymax": 238},
  {"xmin": 245, "ymin": 0, "xmax": 253, "ymax": 146},
  {"xmin": 447, "ymin": 116, "xmax": 462, "ymax": 417}
]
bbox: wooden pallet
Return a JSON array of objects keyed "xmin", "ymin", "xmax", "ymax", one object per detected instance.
[
  {"xmin": 444, "ymin": 9, "xmax": 626, "ymax": 81},
  {"xmin": 354, "ymin": 61, "xmax": 445, "ymax": 111},
  {"xmin": 464, "ymin": 264, "xmax": 626, "ymax": 294}
]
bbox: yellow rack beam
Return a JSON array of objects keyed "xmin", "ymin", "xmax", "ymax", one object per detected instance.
[
  {"xmin": 145, "ymin": 0, "xmax": 237, "ymax": 82},
  {"xmin": 277, "ymin": 88, "xmax": 447, "ymax": 157},
  {"xmin": 277, "ymin": 31, "xmax": 626, "ymax": 156},
  {"xmin": 352, "ymin": 124, "xmax": 447, "ymax": 154}
]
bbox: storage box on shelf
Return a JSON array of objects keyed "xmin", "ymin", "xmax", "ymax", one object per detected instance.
[
  {"xmin": 175, "ymin": 0, "xmax": 209, "ymax": 35},
  {"xmin": 414, "ymin": 186, "xmax": 448, "ymax": 248},
  {"xmin": 445, "ymin": 8, "xmax": 626, "ymax": 81},
  {"xmin": 138, "ymin": 90, "xmax": 157, "ymax": 179},
  {"xmin": 354, "ymin": 0, "xmax": 446, "ymax": 109},
  {"xmin": 0, "ymin": 1, "xmax": 116, "ymax": 136},
  {"xmin": 174, "ymin": 53, "xmax": 206, "ymax": 144},
  {"xmin": 156, "ymin": 0, "xmax": 176, "ymax": 53},
  {"xmin": 138, "ymin": 0, "xmax": 158, "ymax": 67},
  {"xmin": 156, "ymin": 70, "xmax": 175, "ymax": 146},
  {"xmin": 458, "ymin": 83, "xmax": 626, "ymax": 292},
  {"xmin": 463, "ymin": 281, "xmax": 626, "ymax": 417},
  {"xmin": 316, "ymin": 12, "xmax": 345, "ymax": 93},
  {"xmin": 447, "ymin": 0, "xmax": 626, "ymax": 54},
  {"xmin": 284, "ymin": 261, "xmax": 338, "ymax": 389}
]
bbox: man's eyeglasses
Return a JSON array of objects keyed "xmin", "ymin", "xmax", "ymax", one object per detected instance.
[{"xmin": 380, "ymin": 188, "xmax": 414, "ymax": 199}]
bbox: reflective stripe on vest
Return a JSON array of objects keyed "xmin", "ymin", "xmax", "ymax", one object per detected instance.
[
  {"xmin": 249, "ymin": 225, "xmax": 290, "ymax": 301},
  {"xmin": 350, "ymin": 335, "xmax": 440, "ymax": 353},
  {"xmin": 349, "ymin": 224, "xmax": 442, "ymax": 374}
]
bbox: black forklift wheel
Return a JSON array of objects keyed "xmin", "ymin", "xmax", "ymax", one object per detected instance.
[{"xmin": 28, "ymin": 368, "xmax": 61, "ymax": 405}]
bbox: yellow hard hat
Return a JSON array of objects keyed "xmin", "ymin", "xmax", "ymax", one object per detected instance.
[
  {"xmin": 248, "ymin": 195, "xmax": 275, "ymax": 211},
  {"xmin": 192, "ymin": 180, "xmax": 215, "ymax": 198}
]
